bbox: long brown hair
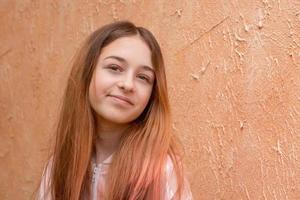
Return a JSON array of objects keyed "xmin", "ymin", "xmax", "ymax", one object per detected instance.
[{"xmin": 47, "ymin": 21, "xmax": 184, "ymax": 200}]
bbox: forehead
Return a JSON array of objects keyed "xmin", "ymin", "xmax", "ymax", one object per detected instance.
[{"xmin": 99, "ymin": 36, "xmax": 153, "ymax": 69}]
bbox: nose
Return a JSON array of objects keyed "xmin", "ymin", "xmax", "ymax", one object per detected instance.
[{"xmin": 117, "ymin": 73, "xmax": 135, "ymax": 92}]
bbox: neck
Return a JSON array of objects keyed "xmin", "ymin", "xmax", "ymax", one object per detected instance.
[{"xmin": 94, "ymin": 117, "xmax": 129, "ymax": 164}]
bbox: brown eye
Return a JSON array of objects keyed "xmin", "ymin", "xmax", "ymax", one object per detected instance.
[
  {"xmin": 137, "ymin": 74, "xmax": 151, "ymax": 83},
  {"xmin": 107, "ymin": 64, "xmax": 122, "ymax": 72}
]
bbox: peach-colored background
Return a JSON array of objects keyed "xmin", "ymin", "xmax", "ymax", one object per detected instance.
[{"xmin": 1, "ymin": 0, "xmax": 300, "ymax": 199}]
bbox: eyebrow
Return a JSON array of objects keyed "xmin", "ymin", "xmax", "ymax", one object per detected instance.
[{"xmin": 104, "ymin": 55, "xmax": 155, "ymax": 74}]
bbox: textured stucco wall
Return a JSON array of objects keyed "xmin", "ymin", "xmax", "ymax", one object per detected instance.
[{"xmin": 1, "ymin": 0, "xmax": 300, "ymax": 199}]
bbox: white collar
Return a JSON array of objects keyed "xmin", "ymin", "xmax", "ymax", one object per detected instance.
[{"xmin": 93, "ymin": 153, "xmax": 114, "ymax": 166}]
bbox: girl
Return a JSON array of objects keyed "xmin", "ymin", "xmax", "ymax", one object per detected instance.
[{"xmin": 37, "ymin": 21, "xmax": 192, "ymax": 200}]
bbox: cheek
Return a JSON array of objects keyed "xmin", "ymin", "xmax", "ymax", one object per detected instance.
[
  {"xmin": 92, "ymin": 71, "xmax": 111, "ymax": 97},
  {"xmin": 88, "ymin": 75, "xmax": 97, "ymax": 104},
  {"xmin": 89, "ymin": 71, "xmax": 106, "ymax": 103},
  {"xmin": 138, "ymin": 86, "xmax": 153, "ymax": 107}
]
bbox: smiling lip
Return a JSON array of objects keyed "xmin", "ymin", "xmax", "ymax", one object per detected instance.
[{"xmin": 108, "ymin": 95, "xmax": 134, "ymax": 105}]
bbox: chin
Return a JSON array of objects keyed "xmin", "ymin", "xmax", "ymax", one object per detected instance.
[
  {"xmin": 118, "ymin": 117, "xmax": 138, "ymax": 124},
  {"xmin": 105, "ymin": 116, "xmax": 137, "ymax": 125}
]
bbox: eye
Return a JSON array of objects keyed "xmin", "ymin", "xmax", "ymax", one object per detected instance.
[
  {"xmin": 107, "ymin": 64, "xmax": 122, "ymax": 72},
  {"xmin": 137, "ymin": 74, "xmax": 151, "ymax": 83}
]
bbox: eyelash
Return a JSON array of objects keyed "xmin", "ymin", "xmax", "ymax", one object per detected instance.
[
  {"xmin": 107, "ymin": 64, "xmax": 122, "ymax": 72},
  {"xmin": 106, "ymin": 64, "xmax": 152, "ymax": 83},
  {"xmin": 137, "ymin": 74, "xmax": 151, "ymax": 83}
]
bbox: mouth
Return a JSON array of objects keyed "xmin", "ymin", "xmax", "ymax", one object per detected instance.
[{"xmin": 108, "ymin": 94, "xmax": 134, "ymax": 105}]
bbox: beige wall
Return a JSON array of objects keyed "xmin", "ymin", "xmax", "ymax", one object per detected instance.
[{"xmin": 1, "ymin": 0, "xmax": 300, "ymax": 199}]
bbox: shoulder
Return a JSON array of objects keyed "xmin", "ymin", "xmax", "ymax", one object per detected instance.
[
  {"xmin": 164, "ymin": 156, "xmax": 177, "ymax": 199},
  {"xmin": 164, "ymin": 155, "xmax": 193, "ymax": 200},
  {"xmin": 164, "ymin": 155, "xmax": 175, "ymax": 176},
  {"xmin": 37, "ymin": 158, "xmax": 53, "ymax": 200}
]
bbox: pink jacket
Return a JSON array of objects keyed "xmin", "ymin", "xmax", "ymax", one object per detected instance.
[{"xmin": 38, "ymin": 155, "xmax": 193, "ymax": 200}]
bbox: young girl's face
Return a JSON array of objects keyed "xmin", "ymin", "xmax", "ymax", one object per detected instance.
[{"xmin": 89, "ymin": 35, "xmax": 155, "ymax": 126}]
